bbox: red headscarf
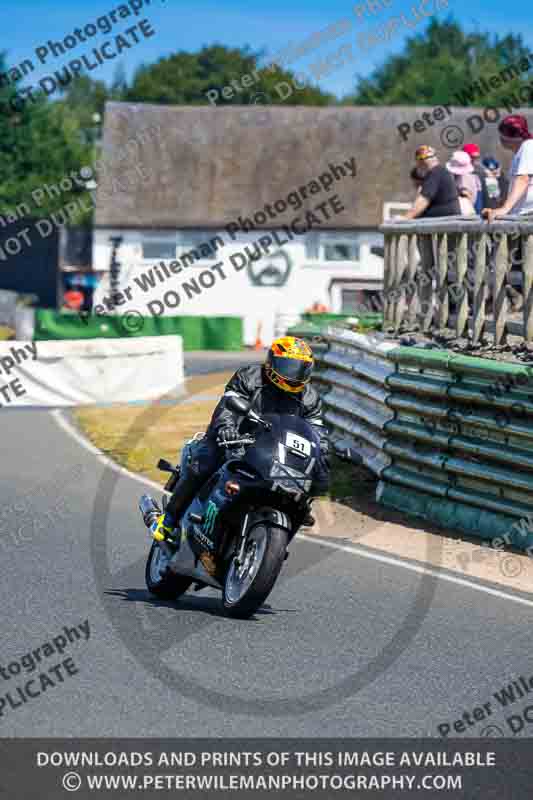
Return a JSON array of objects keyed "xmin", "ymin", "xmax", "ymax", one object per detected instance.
[{"xmin": 498, "ymin": 115, "xmax": 532, "ymax": 140}]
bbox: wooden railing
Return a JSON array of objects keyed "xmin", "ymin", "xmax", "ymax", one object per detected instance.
[{"xmin": 379, "ymin": 217, "xmax": 533, "ymax": 344}]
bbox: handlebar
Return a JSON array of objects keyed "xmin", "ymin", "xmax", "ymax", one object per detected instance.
[{"xmin": 217, "ymin": 437, "xmax": 256, "ymax": 447}]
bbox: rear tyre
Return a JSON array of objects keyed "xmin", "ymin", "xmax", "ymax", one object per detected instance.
[
  {"xmin": 223, "ymin": 524, "xmax": 288, "ymax": 619},
  {"xmin": 145, "ymin": 542, "xmax": 192, "ymax": 600}
]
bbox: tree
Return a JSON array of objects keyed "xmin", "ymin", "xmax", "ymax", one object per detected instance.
[
  {"xmin": 125, "ymin": 44, "xmax": 333, "ymax": 106},
  {"xmin": 345, "ymin": 18, "xmax": 533, "ymax": 108},
  {"xmin": 0, "ymin": 54, "xmax": 93, "ymax": 221}
]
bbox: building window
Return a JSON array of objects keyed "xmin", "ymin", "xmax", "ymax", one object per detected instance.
[
  {"xmin": 141, "ymin": 238, "xmax": 176, "ymax": 260},
  {"xmin": 323, "ymin": 242, "xmax": 360, "ymax": 261},
  {"xmin": 177, "ymin": 233, "xmax": 223, "ymax": 265}
]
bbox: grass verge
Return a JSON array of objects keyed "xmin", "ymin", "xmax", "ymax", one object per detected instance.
[
  {"xmin": 0, "ymin": 326, "xmax": 14, "ymax": 340},
  {"xmin": 72, "ymin": 371, "xmax": 358, "ymax": 498}
]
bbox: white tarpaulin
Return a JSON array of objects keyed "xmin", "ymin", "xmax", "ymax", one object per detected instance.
[{"xmin": 0, "ymin": 335, "xmax": 184, "ymax": 408}]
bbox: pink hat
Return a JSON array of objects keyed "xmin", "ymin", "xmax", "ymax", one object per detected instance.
[{"xmin": 446, "ymin": 150, "xmax": 474, "ymax": 175}]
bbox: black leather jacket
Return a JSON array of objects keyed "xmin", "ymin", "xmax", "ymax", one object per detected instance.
[{"xmin": 206, "ymin": 364, "xmax": 328, "ymax": 451}]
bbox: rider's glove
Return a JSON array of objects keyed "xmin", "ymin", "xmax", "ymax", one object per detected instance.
[
  {"xmin": 320, "ymin": 438, "xmax": 329, "ymax": 457},
  {"xmin": 217, "ymin": 424, "xmax": 238, "ymax": 446}
]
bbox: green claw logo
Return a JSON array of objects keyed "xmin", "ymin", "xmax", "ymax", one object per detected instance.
[{"xmin": 203, "ymin": 501, "xmax": 218, "ymax": 538}]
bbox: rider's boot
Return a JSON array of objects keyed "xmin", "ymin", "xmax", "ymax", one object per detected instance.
[
  {"xmin": 151, "ymin": 513, "xmax": 175, "ymax": 543},
  {"xmin": 159, "ymin": 469, "xmax": 219, "ymax": 576}
]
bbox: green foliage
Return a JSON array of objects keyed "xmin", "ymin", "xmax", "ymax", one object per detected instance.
[
  {"xmin": 345, "ymin": 18, "xmax": 533, "ymax": 107},
  {"xmin": 0, "ymin": 54, "xmax": 93, "ymax": 221},
  {"xmin": 56, "ymin": 65, "xmax": 128, "ymax": 137},
  {"xmin": 125, "ymin": 44, "xmax": 333, "ymax": 106}
]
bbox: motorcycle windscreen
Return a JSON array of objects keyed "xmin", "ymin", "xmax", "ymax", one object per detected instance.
[{"xmin": 240, "ymin": 413, "xmax": 318, "ymax": 481}]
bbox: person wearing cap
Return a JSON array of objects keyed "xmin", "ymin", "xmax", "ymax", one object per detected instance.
[
  {"xmin": 462, "ymin": 144, "xmax": 483, "ymax": 213},
  {"xmin": 405, "ymin": 146, "xmax": 461, "ymax": 314},
  {"xmin": 483, "ymin": 115, "xmax": 533, "ymax": 222},
  {"xmin": 445, "ymin": 151, "xmax": 477, "ymax": 215},
  {"xmin": 481, "ymin": 157, "xmax": 509, "ymax": 210},
  {"xmin": 405, "ymin": 145, "xmax": 461, "ymax": 220},
  {"xmin": 463, "ymin": 143, "xmax": 482, "ymax": 171}
]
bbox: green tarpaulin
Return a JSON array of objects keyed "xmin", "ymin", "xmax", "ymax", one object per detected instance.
[{"xmin": 34, "ymin": 311, "xmax": 243, "ymax": 351}]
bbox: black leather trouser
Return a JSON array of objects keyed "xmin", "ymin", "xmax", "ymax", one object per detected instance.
[{"xmin": 165, "ymin": 436, "xmax": 221, "ymax": 522}]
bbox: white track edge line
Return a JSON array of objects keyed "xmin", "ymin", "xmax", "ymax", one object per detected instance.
[
  {"xmin": 298, "ymin": 533, "xmax": 533, "ymax": 609},
  {"xmin": 51, "ymin": 409, "xmax": 533, "ymax": 609}
]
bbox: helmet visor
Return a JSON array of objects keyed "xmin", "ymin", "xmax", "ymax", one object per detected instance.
[{"xmin": 270, "ymin": 355, "xmax": 313, "ymax": 387}]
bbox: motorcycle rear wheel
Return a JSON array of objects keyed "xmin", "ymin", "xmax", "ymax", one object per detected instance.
[
  {"xmin": 145, "ymin": 542, "xmax": 192, "ymax": 600},
  {"xmin": 223, "ymin": 524, "xmax": 287, "ymax": 619}
]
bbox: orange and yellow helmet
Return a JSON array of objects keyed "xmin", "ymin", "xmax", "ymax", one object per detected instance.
[{"xmin": 264, "ymin": 336, "xmax": 314, "ymax": 394}]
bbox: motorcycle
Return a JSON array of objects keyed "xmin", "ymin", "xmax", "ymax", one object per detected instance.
[{"xmin": 138, "ymin": 395, "xmax": 326, "ymax": 618}]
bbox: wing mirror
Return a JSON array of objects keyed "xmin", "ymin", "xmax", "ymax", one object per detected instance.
[
  {"xmin": 157, "ymin": 458, "xmax": 178, "ymax": 473},
  {"xmin": 226, "ymin": 395, "xmax": 272, "ymax": 430}
]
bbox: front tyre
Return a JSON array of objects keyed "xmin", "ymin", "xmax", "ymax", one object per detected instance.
[
  {"xmin": 145, "ymin": 542, "xmax": 192, "ymax": 600},
  {"xmin": 223, "ymin": 524, "xmax": 288, "ymax": 618}
]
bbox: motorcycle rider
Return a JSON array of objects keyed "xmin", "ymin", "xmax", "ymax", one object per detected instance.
[{"xmin": 151, "ymin": 336, "xmax": 330, "ymax": 575}]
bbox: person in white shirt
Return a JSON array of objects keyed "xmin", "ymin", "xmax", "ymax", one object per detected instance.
[
  {"xmin": 483, "ymin": 115, "xmax": 533, "ymax": 221},
  {"xmin": 483, "ymin": 115, "xmax": 533, "ymax": 312}
]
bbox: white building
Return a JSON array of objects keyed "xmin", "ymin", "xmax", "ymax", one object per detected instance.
[{"xmin": 93, "ymin": 103, "xmax": 386, "ymax": 345}]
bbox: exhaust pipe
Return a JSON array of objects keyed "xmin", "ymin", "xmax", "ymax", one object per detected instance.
[{"xmin": 139, "ymin": 494, "xmax": 161, "ymax": 529}]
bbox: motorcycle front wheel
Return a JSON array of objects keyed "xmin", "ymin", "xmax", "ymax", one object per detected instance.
[
  {"xmin": 223, "ymin": 524, "xmax": 288, "ymax": 619},
  {"xmin": 145, "ymin": 542, "xmax": 192, "ymax": 600}
]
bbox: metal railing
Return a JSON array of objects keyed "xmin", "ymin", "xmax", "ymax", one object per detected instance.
[{"xmin": 379, "ymin": 217, "xmax": 533, "ymax": 344}]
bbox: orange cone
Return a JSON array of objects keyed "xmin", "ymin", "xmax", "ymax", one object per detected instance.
[{"xmin": 254, "ymin": 322, "xmax": 263, "ymax": 350}]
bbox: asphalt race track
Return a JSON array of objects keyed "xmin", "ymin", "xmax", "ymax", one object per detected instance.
[{"xmin": 1, "ymin": 354, "xmax": 533, "ymax": 739}]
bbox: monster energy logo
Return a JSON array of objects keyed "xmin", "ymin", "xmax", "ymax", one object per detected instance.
[{"xmin": 203, "ymin": 501, "xmax": 219, "ymax": 538}]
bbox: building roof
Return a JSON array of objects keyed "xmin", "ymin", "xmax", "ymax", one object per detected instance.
[{"xmin": 95, "ymin": 102, "xmax": 524, "ymax": 230}]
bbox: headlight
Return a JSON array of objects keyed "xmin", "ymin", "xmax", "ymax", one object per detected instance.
[{"xmin": 270, "ymin": 461, "xmax": 312, "ymax": 493}]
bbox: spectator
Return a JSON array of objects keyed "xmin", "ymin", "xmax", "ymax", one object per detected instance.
[
  {"xmin": 484, "ymin": 115, "xmax": 533, "ymax": 220},
  {"xmin": 405, "ymin": 146, "xmax": 461, "ymax": 317},
  {"xmin": 462, "ymin": 143, "xmax": 484, "ymax": 213},
  {"xmin": 483, "ymin": 115, "xmax": 533, "ymax": 311},
  {"xmin": 409, "ymin": 166, "xmax": 424, "ymax": 196},
  {"xmin": 405, "ymin": 145, "xmax": 461, "ymax": 220},
  {"xmin": 481, "ymin": 157, "xmax": 509, "ymax": 209},
  {"xmin": 445, "ymin": 151, "xmax": 477, "ymax": 215}
]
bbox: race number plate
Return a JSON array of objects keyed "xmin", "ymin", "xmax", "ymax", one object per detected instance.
[{"xmin": 286, "ymin": 432, "xmax": 311, "ymax": 456}]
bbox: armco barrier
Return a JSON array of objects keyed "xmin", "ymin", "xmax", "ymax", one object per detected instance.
[
  {"xmin": 0, "ymin": 335, "xmax": 184, "ymax": 407},
  {"xmin": 33, "ymin": 311, "xmax": 243, "ymax": 351},
  {"xmin": 314, "ymin": 328, "xmax": 533, "ymax": 553},
  {"xmin": 313, "ymin": 327, "xmax": 396, "ymax": 476}
]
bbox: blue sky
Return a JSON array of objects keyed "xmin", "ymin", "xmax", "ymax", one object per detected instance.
[{"xmin": 3, "ymin": 0, "xmax": 533, "ymax": 99}]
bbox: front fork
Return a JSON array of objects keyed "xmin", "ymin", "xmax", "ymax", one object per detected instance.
[{"xmin": 234, "ymin": 513, "xmax": 249, "ymax": 568}]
